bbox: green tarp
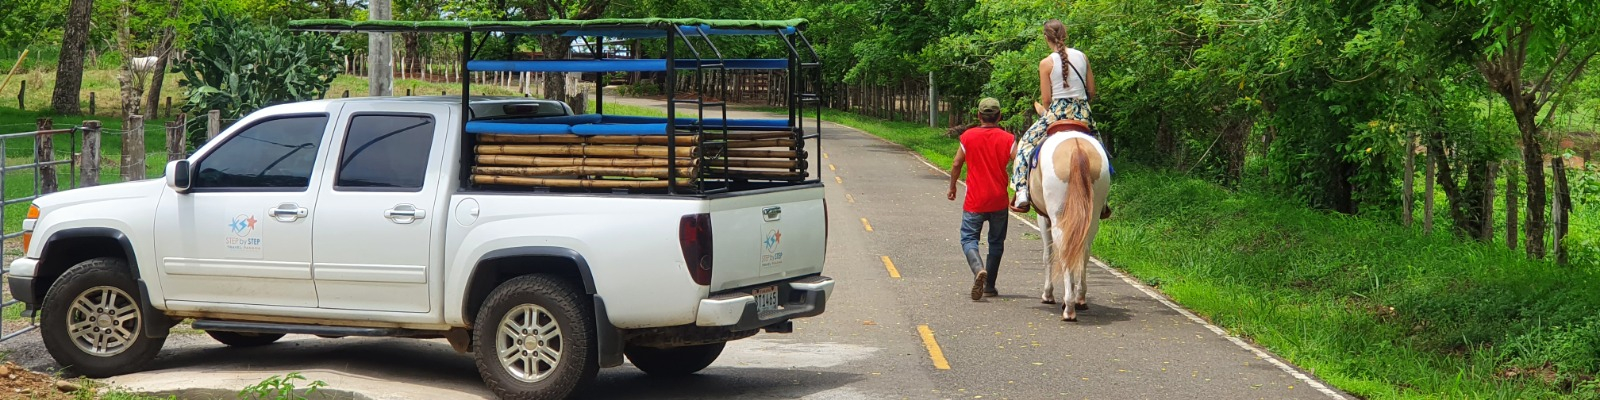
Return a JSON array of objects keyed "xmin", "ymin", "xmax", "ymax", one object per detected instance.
[{"xmin": 288, "ymin": 18, "xmax": 808, "ymax": 34}]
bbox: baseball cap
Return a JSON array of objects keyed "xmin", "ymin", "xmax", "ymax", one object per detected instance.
[{"xmin": 978, "ymin": 98, "xmax": 1001, "ymax": 115}]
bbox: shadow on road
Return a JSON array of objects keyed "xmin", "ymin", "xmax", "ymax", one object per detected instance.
[{"xmin": 581, "ymin": 367, "xmax": 865, "ymax": 400}]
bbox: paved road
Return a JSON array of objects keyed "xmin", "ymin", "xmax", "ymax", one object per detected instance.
[{"xmin": 1, "ymin": 98, "xmax": 1343, "ymax": 399}]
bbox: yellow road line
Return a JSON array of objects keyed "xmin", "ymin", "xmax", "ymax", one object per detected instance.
[
  {"xmin": 846, "ymin": 193, "xmax": 856, "ymax": 203},
  {"xmin": 828, "ymin": 164, "xmax": 837, "ymax": 171},
  {"xmin": 917, "ymin": 325, "xmax": 951, "ymax": 370},
  {"xmin": 860, "ymin": 217, "xmax": 873, "ymax": 232},
  {"xmin": 835, "ymin": 176, "xmax": 843, "ymax": 184},
  {"xmin": 823, "ymin": 152, "xmax": 830, "ymax": 159},
  {"xmin": 880, "ymin": 255, "xmax": 901, "ymax": 278}
]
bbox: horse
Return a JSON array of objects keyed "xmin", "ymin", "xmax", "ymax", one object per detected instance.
[{"xmin": 1027, "ymin": 119, "xmax": 1110, "ymax": 321}]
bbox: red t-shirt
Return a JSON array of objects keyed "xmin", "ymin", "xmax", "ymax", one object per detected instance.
[{"xmin": 959, "ymin": 126, "xmax": 1016, "ymax": 213}]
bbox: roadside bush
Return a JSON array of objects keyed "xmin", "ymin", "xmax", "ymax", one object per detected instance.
[
  {"xmin": 176, "ymin": 6, "xmax": 344, "ymax": 149},
  {"xmin": 1096, "ymin": 166, "xmax": 1600, "ymax": 398}
]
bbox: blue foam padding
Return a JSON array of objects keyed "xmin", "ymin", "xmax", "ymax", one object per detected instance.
[
  {"xmin": 570, "ymin": 123, "xmax": 669, "ymax": 136},
  {"xmin": 599, "ymin": 115, "xmax": 790, "ymax": 127},
  {"xmin": 672, "ymin": 59, "xmax": 789, "ymax": 70},
  {"xmin": 466, "ymin": 122, "xmax": 572, "ymax": 135},
  {"xmin": 468, "ymin": 59, "xmax": 669, "ymax": 73},
  {"xmin": 494, "ymin": 114, "xmax": 604, "ymax": 125}
]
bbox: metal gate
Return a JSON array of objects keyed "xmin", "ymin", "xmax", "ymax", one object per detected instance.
[{"xmin": 1, "ymin": 123, "xmax": 81, "ymax": 342}]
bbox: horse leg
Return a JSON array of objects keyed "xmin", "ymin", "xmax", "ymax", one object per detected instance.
[
  {"xmin": 1061, "ymin": 255, "xmax": 1077, "ymax": 321},
  {"xmin": 1074, "ymin": 253, "xmax": 1089, "ymax": 311},
  {"xmin": 1039, "ymin": 216, "xmax": 1057, "ymax": 304}
]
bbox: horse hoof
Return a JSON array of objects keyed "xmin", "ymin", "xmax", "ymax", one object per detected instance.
[
  {"xmin": 1041, "ymin": 299, "xmax": 1057, "ymax": 305},
  {"xmin": 1062, "ymin": 316, "xmax": 1077, "ymax": 322},
  {"xmin": 1075, "ymin": 303, "xmax": 1088, "ymax": 311}
]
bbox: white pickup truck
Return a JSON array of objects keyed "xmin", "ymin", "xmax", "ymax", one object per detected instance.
[{"xmin": 6, "ymin": 96, "xmax": 832, "ymax": 399}]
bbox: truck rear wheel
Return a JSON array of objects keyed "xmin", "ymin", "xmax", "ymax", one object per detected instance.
[
  {"xmin": 205, "ymin": 331, "xmax": 285, "ymax": 347},
  {"xmin": 39, "ymin": 257, "xmax": 167, "ymax": 378},
  {"xmin": 472, "ymin": 274, "xmax": 597, "ymax": 399},
  {"xmin": 625, "ymin": 342, "xmax": 726, "ymax": 377}
]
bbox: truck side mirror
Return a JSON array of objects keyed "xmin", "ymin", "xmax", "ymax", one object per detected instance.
[{"xmin": 166, "ymin": 160, "xmax": 192, "ymax": 193}]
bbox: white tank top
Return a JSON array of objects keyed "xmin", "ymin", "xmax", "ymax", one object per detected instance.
[{"xmin": 1048, "ymin": 49, "xmax": 1089, "ymax": 101}]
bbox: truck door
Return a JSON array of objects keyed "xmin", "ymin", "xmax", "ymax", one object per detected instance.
[
  {"xmin": 154, "ymin": 113, "xmax": 336, "ymax": 308},
  {"xmin": 310, "ymin": 105, "xmax": 451, "ymax": 313}
]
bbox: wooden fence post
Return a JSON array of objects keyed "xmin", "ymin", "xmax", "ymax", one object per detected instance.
[
  {"xmin": 165, "ymin": 96, "xmax": 172, "ymax": 118},
  {"xmin": 35, "ymin": 118, "xmax": 57, "ymax": 193},
  {"xmin": 16, "ymin": 80, "xmax": 23, "ymax": 109},
  {"xmin": 123, "ymin": 114, "xmax": 146, "ymax": 181},
  {"xmin": 1423, "ymin": 150, "xmax": 1435, "ymax": 234},
  {"xmin": 166, "ymin": 118, "xmax": 185, "ymax": 162},
  {"xmin": 1507, "ymin": 162, "xmax": 1519, "ymax": 250},
  {"xmin": 1402, "ymin": 133, "xmax": 1415, "ymax": 226},
  {"xmin": 81, "ymin": 120, "xmax": 101, "ymax": 187},
  {"xmin": 89, "ymin": 92, "xmax": 96, "ymax": 115},
  {"xmin": 207, "ymin": 110, "xmax": 220, "ymax": 139}
]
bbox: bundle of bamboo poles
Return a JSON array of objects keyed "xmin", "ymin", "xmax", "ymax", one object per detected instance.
[{"xmin": 471, "ymin": 130, "xmax": 810, "ymax": 190}]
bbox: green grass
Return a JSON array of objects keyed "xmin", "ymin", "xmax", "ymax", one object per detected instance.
[{"xmin": 816, "ymin": 108, "xmax": 1600, "ymax": 398}]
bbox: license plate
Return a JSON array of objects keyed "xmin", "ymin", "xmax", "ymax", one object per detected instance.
[{"xmin": 752, "ymin": 286, "xmax": 780, "ymax": 313}]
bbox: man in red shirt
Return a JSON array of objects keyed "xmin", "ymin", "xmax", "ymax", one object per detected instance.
[{"xmin": 947, "ymin": 98, "xmax": 1016, "ymax": 301}]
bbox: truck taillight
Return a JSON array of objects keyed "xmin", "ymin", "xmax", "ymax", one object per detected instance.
[{"xmin": 679, "ymin": 213, "xmax": 713, "ymax": 286}]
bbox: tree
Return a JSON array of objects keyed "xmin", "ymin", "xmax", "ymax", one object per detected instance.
[
  {"xmin": 1463, "ymin": 0, "xmax": 1600, "ymax": 258},
  {"xmin": 513, "ymin": 0, "xmax": 611, "ymax": 100},
  {"xmin": 51, "ymin": 0, "xmax": 93, "ymax": 115},
  {"xmin": 143, "ymin": 0, "xmax": 184, "ymax": 115},
  {"xmin": 177, "ymin": 7, "xmax": 344, "ymax": 147}
]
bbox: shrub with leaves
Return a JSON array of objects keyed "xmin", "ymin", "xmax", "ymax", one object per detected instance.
[
  {"xmin": 237, "ymin": 372, "xmax": 327, "ymax": 400},
  {"xmin": 177, "ymin": 6, "xmax": 344, "ymax": 149}
]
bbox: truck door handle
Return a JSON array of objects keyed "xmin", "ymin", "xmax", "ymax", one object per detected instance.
[
  {"xmin": 270, "ymin": 203, "xmax": 308, "ymax": 222},
  {"xmin": 763, "ymin": 206, "xmax": 782, "ymax": 222},
  {"xmin": 385, "ymin": 204, "xmax": 426, "ymax": 224}
]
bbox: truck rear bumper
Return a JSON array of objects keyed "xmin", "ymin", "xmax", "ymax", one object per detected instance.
[{"xmin": 696, "ymin": 275, "xmax": 832, "ymax": 330}]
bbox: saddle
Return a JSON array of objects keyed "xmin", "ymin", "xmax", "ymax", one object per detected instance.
[{"xmin": 1045, "ymin": 119, "xmax": 1093, "ymax": 136}]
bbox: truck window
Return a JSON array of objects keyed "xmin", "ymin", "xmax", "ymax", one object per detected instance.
[
  {"xmin": 335, "ymin": 114, "xmax": 436, "ymax": 190},
  {"xmin": 193, "ymin": 115, "xmax": 330, "ymax": 190}
]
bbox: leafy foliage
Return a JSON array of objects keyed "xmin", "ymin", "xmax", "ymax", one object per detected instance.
[
  {"xmin": 237, "ymin": 372, "xmax": 327, "ymax": 400},
  {"xmin": 176, "ymin": 6, "xmax": 344, "ymax": 147}
]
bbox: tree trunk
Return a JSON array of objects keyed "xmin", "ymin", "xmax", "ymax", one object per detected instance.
[
  {"xmin": 144, "ymin": 0, "xmax": 183, "ymax": 116},
  {"xmin": 1515, "ymin": 106, "xmax": 1546, "ymax": 258},
  {"xmin": 403, "ymin": 32, "xmax": 422, "ymax": 78},
  {"xmin": 115, "ymin": 1, "xmax": 146, "ymax": 118},
  {"xmin": 539, "ymin": 36, "xmax": 576, "ymax": 100},
  {"xmin": 1428, "ymin": 130, "xmax": 1469, "ymax": 233},
  {"xmin": 51, "ymin": 0, "xmax": 95, "ymax": 115},
  {"xmin": 1402, "ymin": 132, "xmax": 1416, "ymax": 226}
]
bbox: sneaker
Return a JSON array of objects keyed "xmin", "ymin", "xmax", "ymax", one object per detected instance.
[
  {"xmin": 971, "ymin": 271, "xmax": 987, "ymax": 301},
  {"xmin": 983, "ymin": 289, "xmax": 999, "ymax": 297}
]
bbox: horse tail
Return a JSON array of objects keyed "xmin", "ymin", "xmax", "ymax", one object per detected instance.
[{"xmin": 1051, "ymin": 142, "xmax": 1095, "ymax": 281}]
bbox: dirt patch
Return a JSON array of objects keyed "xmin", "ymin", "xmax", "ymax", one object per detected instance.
[{"xmin": 0, "ymin": 361, "xmax": 82, "ymax": 399}]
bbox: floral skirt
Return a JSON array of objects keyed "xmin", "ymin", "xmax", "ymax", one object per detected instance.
[{"xmin": 1010, "ymin": 98, "xmax": 1093, "ymax": 200}]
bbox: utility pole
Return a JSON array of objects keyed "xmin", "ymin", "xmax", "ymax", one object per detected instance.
[{"xmin": 369, "ymin": 0, "xmax": 394, "ymax": 96}]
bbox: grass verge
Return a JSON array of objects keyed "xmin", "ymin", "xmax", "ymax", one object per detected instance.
[{"xmin": 811, "ymin": 107, "xmax": 1600, "ymax": 398}]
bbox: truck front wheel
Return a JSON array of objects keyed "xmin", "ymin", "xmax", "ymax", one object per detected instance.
[
  {"xmin": 39, "ymin": 257, "xmax": 167, "ymax": 378},
  {"xmin": 625, "ymin": 342, "xmax": 726, "ymax": 377},
  {"xmin": 472, "ymin": 274, "xmax": 597, "ymax": 399}
]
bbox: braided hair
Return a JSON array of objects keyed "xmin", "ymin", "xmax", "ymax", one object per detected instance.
[{"xmin": 1043, "ymin": 19, "xmax": 1069, "ymax": 89}]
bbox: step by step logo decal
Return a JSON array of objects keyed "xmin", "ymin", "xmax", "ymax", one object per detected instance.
[
  {"xmin": 761, "ymin": 229, "xmax": 784, "ymax": 268},
  {"xmin": 224, "ymin": 213, "xmax": 263, "ymax": 258}
]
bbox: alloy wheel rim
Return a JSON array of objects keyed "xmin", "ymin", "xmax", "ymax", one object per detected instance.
[
  {"xmin": 66, "ymin": 286, "xmax": 141, "ymax": 357},
  {"xmin": 495, "ymin": 304, "xmax": 562, "ymax": 383}
]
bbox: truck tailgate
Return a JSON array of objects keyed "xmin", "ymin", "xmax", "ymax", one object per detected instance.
[{"xmin": 705, "ymin": 185, "xmax": 826, "ymax": 291}]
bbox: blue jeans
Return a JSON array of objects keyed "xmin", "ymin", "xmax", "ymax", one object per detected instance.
[{"xmin": 960, "ymin": 210, "xmax": 1008, "ymax": 278}]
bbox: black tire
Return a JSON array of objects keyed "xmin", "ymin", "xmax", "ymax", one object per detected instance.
[
  {"xmin": 205, "ymin": 331, "xmax": 285, "ymax": 347},
  {"xmin": 39, "ymin": 257, "xmax": 167, "ymax": 378},
  {"xmin": 625, "ymin": 342, "xmax": 726, "ymax": 377},
  {"xmin": 472, "ymin": 274, "xmax": 597, "ymax": 400}
]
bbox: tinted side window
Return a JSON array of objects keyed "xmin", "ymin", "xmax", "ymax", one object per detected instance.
[
  {"xmin": 194, "ymin": 116, "xmax": 329, "ymax": 189},
  {"xmin": 336, "ymin": 115, "xmax": 436, "ymax": 190}
]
